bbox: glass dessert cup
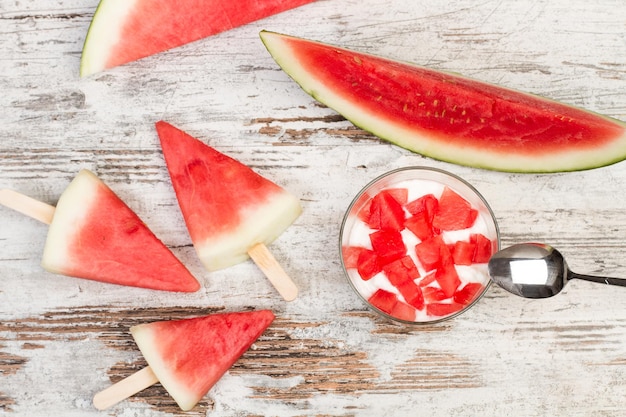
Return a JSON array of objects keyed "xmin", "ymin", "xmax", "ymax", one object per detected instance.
[{"xmin": 339, "ymin": 167, "xmax": 500, "ymax": 325}]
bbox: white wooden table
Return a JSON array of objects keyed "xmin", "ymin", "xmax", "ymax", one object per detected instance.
[{"xmin": 1, "ymin": 1, "xmax": 626, "ymax": 416}]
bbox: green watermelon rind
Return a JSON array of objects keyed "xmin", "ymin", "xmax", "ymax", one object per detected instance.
[
  {"xmin": 259, "ymin": 30, "xmax": 626, "ymax": 173},
  {"xmin": 130, "ymin": 320, "xmax": 203, "ymax": 411},
  {"xmin": 194, "ymin": 191, "xmax": 302, "ymax": 271},
  {"xmin": 80, "ymin": 0, "xmax": 131, "ymax": 77}
]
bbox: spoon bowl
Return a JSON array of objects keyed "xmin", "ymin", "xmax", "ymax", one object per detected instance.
[{"xmin": 488, "ymin": 243, "xmax": 626, "ymax": 298}]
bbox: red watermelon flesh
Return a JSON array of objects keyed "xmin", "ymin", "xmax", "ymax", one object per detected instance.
[
  {"xmin": 260, "ymin": 31, "xmax": 626, "ymax": 173},
  {"xmin": 382, "ymin": 256, "xmax": 420, "ymax": 286},
  {"xmin": 341, "ymin": 246, "xmax": 367, "ymax": 269},
  {"xmin": 356, "ymin": 249, "xmax": 381, "ymax": 281},
  {"xmin": 156, "ymin": 121, "xmax": 302, "ymax": 271},
  {"xmin": 434, "ymin": 264, "xmax": 461, "ymax": 298},
  {"xmin": 40, "ymin": 169, "xmax": 200, "ymax": 292},
  {"xmin": 382, "ymin": 188, "xmax": 409, "ymax": 205},
  {"xmin": 396, "ymin": 280, "xmax": 425, "ymax": 310},
  {"xmin": 453, "ymin": 282, "xmax": 484, "ymax": 305},
  {"xmin": 414, "ymin": 235, "xmax": 448, "ymax": 272},
  {"xmin": 130, "ymin": 310, "xmax": 275, "ymax": 411},
  {"xmin": 366, "ymin": 190, "xmax": 406, "ymax": 230},
  {"xmin": 426, "ymin": 302, "xmax": 465, "ymax": 317},
  {"xmin": 422, "ymin": 286, "xmax": 448, "ymax": 303},
  {"xmin": 390, "ymin": 301, "xmax": 417, "ymax": 322},
  {"xmin": 368, "ymin": 289, "xmax": 398, "ymax": 315},
  {"xmin": 432, "ymin": 187, "xmax": 478, "ymax": 231},
  {"xmin": 80, "ymin": 0, "xmax": 316, "ymax": 76},
  {"xmin": 369, "ymin": 229, "xmax": 406, "ymax": 265},
  {"xmin": 451, "ymin": 240, "xmax": 476, "ymax": 265},
  {"xmin": 404, "ymin": 210, "xmax": 435, "ymax": 241},
  {"xmin": 471, "ymin": 233, "xmax": 494, "ymax": 263},
  {"xmin": 406, "ymin": 194, "xmax": 438, "ymax": 219}
]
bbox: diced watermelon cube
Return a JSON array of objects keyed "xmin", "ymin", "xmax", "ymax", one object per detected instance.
[
  {"xmin": 426, "ymin": 302, "xmax": 465, "ymax": 317},
  {"xmin": 432, "ymin": 187, "xmax": 478, "ymax": 231},
  {"xmin": 342, "ymin": 246, "xmax": 368, "ymax": 269},
  {"xmin": 357, "ymin": 199, "xmax": 372, "ymax": 223},
  {"xmin": 384, "ymin": 187, "xmax": 409, "ymax": 205},
  {"xmin": 414, "ymin": 235, "xmax": 452, "ymax": 271},
  {"xmin": 422, "ymin": 286, "xmax": 449, "ymax": 302},
  {"xmin": 418, "ymin": 270, "xmax": 437, "ymax": 287},
  {"xmin": 397, "ymin": 280, "xmax": 425, "ymax": 310},
  {"xmin": 470, "ymin": 233, "xmax": 493, "ymax": 263},
  {"xmin": 367, "ymin": 190, "xmax": 406, "ymax": 231},
  {"xmin": 358, "ymin": 189, "xmax": 407, "ymax": 224},
  {"xmin": 382, "ymin": 255, "xmax": 420, "ymax": 286},
  {"xmin": 390, "ymin": 300, "xmax": 417, "ymax": 321},
  {"xmin": 405, "ymin": 210, "xmax": 434, "ymax": 241},
  {"xmin": 453, "ymin": 282, "xmax": 484, "ymax": 305},
  {"xmin": 368, "ymin": 289, "xmax": 398, "ymax": 315},
  {"xmin": 435, "ymin": 264, "xmax": 461, "ymax": 298},
  {"xmin": 451, "ymin": 240, "xmax": 476, "ymax": 265},
  {"xmin": 370, "ymin": 229, "xmax": 407, "ymax": 265},
  {"xmin": 406, "ymin": 193, "xmax": 438, "ymax": 220},
  {"xmin": 356, "ymin": 249, "xmax": 382, "ymax": 280}
]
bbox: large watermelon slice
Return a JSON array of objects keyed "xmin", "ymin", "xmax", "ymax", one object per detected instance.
[
  {"xmin": 130, "ymin": 310, "xmax": 275, "ymax": 411},
  {"xmin": 259, "ymin": 31, "xmax": 626, "ymax": 173},
  {"xmin": 80, "ymin": 0, "xmax": 316, "ymax": 77},
  {"xmin": 155, "ymin": 121, "xmax": 302, "ymax": 271},
  {"xmin": 41, "ymin": 169, "xmax": 200, "ymax": 292}
]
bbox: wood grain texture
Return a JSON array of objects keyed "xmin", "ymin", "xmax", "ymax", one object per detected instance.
[{"xmin": 1, "ymin": 0, "xmax": 626, "ymax": 416}]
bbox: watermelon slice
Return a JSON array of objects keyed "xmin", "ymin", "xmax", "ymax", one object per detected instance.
[
  {"xmin": 260, "ymin": 31, "xmax": 626, "ymax": 173},
  {"xmin": 155, "ymin": 121, "xmax": 302, "ymax": 271},
  {"xmin": 130, "ymin": 310, "xmax": 275, "ymax": 411},
  {"xmin": 41, "ymin": 169, "xmax": 200, "ymax": 292},
  {"xmin": 80, "ymin": 0, "xmax": 316, "ymax": 76}
]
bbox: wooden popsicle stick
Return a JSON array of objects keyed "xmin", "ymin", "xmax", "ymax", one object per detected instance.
[
  {"xmin": 248, "ymin": 243, "xmax": 298, "ymax": 302},
  {"xmin": 93, "ymin": 366, "xmax": 159, "ymax": 410},
  {"xmin": 0, "ymin": 189, "xmax": 55, "ymax": 225}
]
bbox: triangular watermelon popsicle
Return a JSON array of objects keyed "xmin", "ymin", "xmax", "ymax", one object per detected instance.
[
  {"xmin": 155, "ymin": 121, "xmax": 302, "ymax": 301},
  {"xmin": 92, "ymin": 310, "xmax": 275, "ymax": 411},
  {"xmin": 0, "ymin": 169, "xmax": 200, "ymax": 292}
]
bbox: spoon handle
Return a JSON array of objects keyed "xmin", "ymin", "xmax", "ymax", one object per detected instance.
[{"xmin": 570, "ymin": 271, "xmax": 626, "ymax": 287}]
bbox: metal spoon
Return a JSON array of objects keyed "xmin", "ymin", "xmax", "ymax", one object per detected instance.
[{"xmin": 488, "ymin": 242, "xmax": 626, "ymax": 298}]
